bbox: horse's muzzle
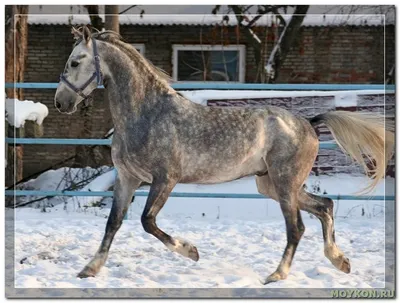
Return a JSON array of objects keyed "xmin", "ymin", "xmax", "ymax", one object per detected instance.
[{"xmin": 54, "ymin": 92, "xmax": 77, "ymax": 114}]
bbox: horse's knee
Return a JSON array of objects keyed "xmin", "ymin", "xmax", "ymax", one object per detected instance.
[{"xmin": 141, "ymin": 215, "xmax": 155, "ymax": 234}]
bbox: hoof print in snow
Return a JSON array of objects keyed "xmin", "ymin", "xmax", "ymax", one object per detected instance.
[{"xmin": 37, "ymin": 251, "xmax": 54, "ymax": 260}]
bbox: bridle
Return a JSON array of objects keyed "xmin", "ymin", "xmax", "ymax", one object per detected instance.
[{"xmin": 59, "ymin": 38, "xmax": 102, "ymax": 100}]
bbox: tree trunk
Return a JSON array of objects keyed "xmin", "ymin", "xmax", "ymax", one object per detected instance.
[
  {"xmin": 5, "ymin": 5, "xmax": 28, "ymax": 192},
  {"xmin": 269, "ymin": 5, "xmax": 309, "ymax": 83},
  {"xmin": 105, "ymin": 6, "xmax": 119, "ymax": 32},
  {"xmin": 84, "ymin": 5, "xmax": 103, "ymax": 30}
]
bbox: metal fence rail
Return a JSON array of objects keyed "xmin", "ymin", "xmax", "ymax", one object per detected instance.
[
  {"xmin": 5, "ymin": 82, "xmax": 396, "ymax": 91},
  {"xmin": 5, "ymin": 82, "xmax": 394, "ymax": 202},
  {"xmin": 4, "ymin": 190, "xmax": 394, "ymax": 201},
  {"xmin": 5, "ymin": 138, "xmax": 341, "ymax": 149}
]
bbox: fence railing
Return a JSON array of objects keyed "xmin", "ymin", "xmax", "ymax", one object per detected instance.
[
  {"xmin": 4, "ymin": 190, "xmax": 392, "ymax": 201},
  {"xmin": 5, "ymin": 137, "xmax": 341, "ymax": 149},
  {"xmin": 5, "ymin": 82, "xmax": 395, "ymax": 202},
  {"xmin": 5, "ymin": 82, "xmax": 396, "ymax": 91}
]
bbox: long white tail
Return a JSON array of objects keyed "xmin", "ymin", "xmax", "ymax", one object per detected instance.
[{"xmin": 310, "ymin": 111, "xmax": 394, "ymax": 193}]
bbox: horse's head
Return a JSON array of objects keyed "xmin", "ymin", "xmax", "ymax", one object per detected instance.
[{"xmin": 54, "ymin": 25, "xmax": 102, "ymax": 114}]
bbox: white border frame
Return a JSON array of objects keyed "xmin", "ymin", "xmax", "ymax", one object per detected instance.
[
  {"xmin": 172, "ymin": 44, "xmax": 246, "ymax": 83},
  {"xmin": 131, "ymin": 43, "xmax": 145, "ymax": 56}
]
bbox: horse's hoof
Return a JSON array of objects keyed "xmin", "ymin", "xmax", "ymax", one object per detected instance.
[
  {"xmin": 77, "ymin": 267, "xmax": 97, "ymax": 279},
  {"xmin": 188, "ymin": 245, "xmax": 199, "ymax": 262},
  {"xmin": 330, "ymin": 255, "xmax": 351, "ymax": 274},
  {"xmin": 339, "ymin": 256, "xmax": 351, "ymax": 274},
  {"xmin": 167, "ymin": 237, "xmax": 200, "ymax": 262},
  {"xmin": 262, "ymin": 271, "xmax": 287, "ymax": 285}
]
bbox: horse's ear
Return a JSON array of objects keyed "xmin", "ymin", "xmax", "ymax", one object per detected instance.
[
  {"xmin": 71, "ymin": 26, "xmax": 82, "ymax": 40},
  {"xmin": 82, "ymin": 25, "xmax": 91, "ymax": 44}
]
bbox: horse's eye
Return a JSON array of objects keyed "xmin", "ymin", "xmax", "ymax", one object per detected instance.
[{"xmin": 71, "ymin": 60, "xmax": 80, "ymax": 67}]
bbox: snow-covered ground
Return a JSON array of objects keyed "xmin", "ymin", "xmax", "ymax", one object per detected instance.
[
  {"xmin": 8, "ymin": 88, "xmax": 393, "ymax": 290},
  {"xmin": 12, "ymin": 174, "xmax": 393, "ymax": 289}
]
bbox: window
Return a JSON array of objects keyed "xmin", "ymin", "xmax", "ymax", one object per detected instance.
[
  {"xmin": 172, "ymin": 45, "xmax": 245, "ymax": 82},
  {"xmin": 132, "ymin": 44, "xmax": 145, "ymax": 56}
]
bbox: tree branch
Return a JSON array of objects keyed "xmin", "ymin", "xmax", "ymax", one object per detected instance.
[
  {"xmin": 13, "ymin": 168, "xmax": 111, "ymax": 208},
  {"xmin": 119, "ymin": 5, "xmax": 137, "ymax": 15},
  {"xmin": 246, "ymin": 14, "xmax": 264, "ymax": 28},
  {"xmin": 265, "ymin": 5, "xmax": 309, "ymax": 82}
]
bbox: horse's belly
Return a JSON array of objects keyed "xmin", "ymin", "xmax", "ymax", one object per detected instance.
[{"xmin": 179, "ymin": 156, "xmax": 267, "ymax": 184}]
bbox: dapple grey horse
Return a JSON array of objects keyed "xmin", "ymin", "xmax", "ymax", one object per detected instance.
[{"xmin": 54, "ymin": 26, "xmax": 394, "ymax": 284}]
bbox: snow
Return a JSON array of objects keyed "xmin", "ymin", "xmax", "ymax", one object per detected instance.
[
  {"xmin": 12, "ymin": 173, "xmax": 393, "ymax": 289},
  {"xmin": 5, "ymin": 98, "xmax": 49, "ymax": 128},
  {"xmin": 335, "ymin": 93, "xmax": 358, "ymax": 108},
  {"xmin": 63, "ymin": 169, "xmax": 116, "ymax": 209},
  {"xmin": 179, "ymin": 89, "xmax": 388, "ymax": 107},
  {"xmin": 27, "ymin": 13, "xmax": 393, "ymax": 27},
  {"xmin": 20, "ymin": 167, "xmax": 110, "ymax": 192},
  {"xmin": 105, "ymin": 128, "xmax": 114, "ymax": 138}
]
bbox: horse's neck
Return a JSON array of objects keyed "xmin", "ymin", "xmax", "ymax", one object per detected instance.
[{"xmin": 99, "ymin": 42, "xmax": 172, "ymax": 126}]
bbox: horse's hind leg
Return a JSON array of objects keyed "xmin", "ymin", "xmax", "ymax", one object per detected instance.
[
  {"xmin": 298, "ymin": 189, "xmax": 351, "ymax": 273},
  {"xmin": 141, "ymin": 177, "xmax": 199, "ymax": 261},
  {"xmin": 77, "ymin": 171, "xmax": 141, "ymax": 278},
  {"xmin": 257, "ymin": 174, "xmax": 351, "ymax": 275},
  {"xmin": 258, "ymin": 169, "xmax": 306, "ymax": 284}
]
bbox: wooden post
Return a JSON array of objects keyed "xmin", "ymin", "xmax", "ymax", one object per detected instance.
[{"xmin": 5, "ymin": 5, "xmax": 28, "ymax": 189}]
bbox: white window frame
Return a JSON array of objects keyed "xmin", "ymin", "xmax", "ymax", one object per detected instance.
[
  {"xmin": 132, "ymin": 43, "xmax": 145, "ymax": 56},
  {"xmin": 172, "ymin": 44, "xmax": 246, "ymax": 83}
]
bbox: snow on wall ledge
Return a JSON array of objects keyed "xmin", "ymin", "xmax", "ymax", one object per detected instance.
[
  {"xmin": 5, "ymin": 98, "xmax": 49, "ymax": 128},
  {"xmin": 27, "ymin": 13, "xmax": 394, "ymax": 27},
  {"xmin": 179, "ymin": 89, "xmax": 391, "ymax": 108}
]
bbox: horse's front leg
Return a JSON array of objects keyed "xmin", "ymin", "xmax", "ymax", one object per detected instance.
[
  {"xmin": 141, "ymin": 177, "xmax": 199, "ymax": 261},
  {"xmin": 77, "ymin": 171, "xmax": 141, "ymax": 278}
]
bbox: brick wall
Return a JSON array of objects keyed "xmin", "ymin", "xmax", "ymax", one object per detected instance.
[
  {"xmin": 25, "ymin": 24, "xmax": 395, "ymax": 84},
  {"xmin": 20, "ymin": 24, "xmax": 395, "ymax": 178}
]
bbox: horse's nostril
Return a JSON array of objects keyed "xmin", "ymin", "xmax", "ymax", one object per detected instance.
[{"xmin": 55, "ymin": 101, "xmax": 62, "ymax": 109}]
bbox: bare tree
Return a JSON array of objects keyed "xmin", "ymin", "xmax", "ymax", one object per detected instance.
[
  {"xmin": 264, "ymin": 6, "xmax": 309, "ymax": 83},
  {"xmin": 213, "ymin": 5, "xmax": 309, "ymax": 83}
]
